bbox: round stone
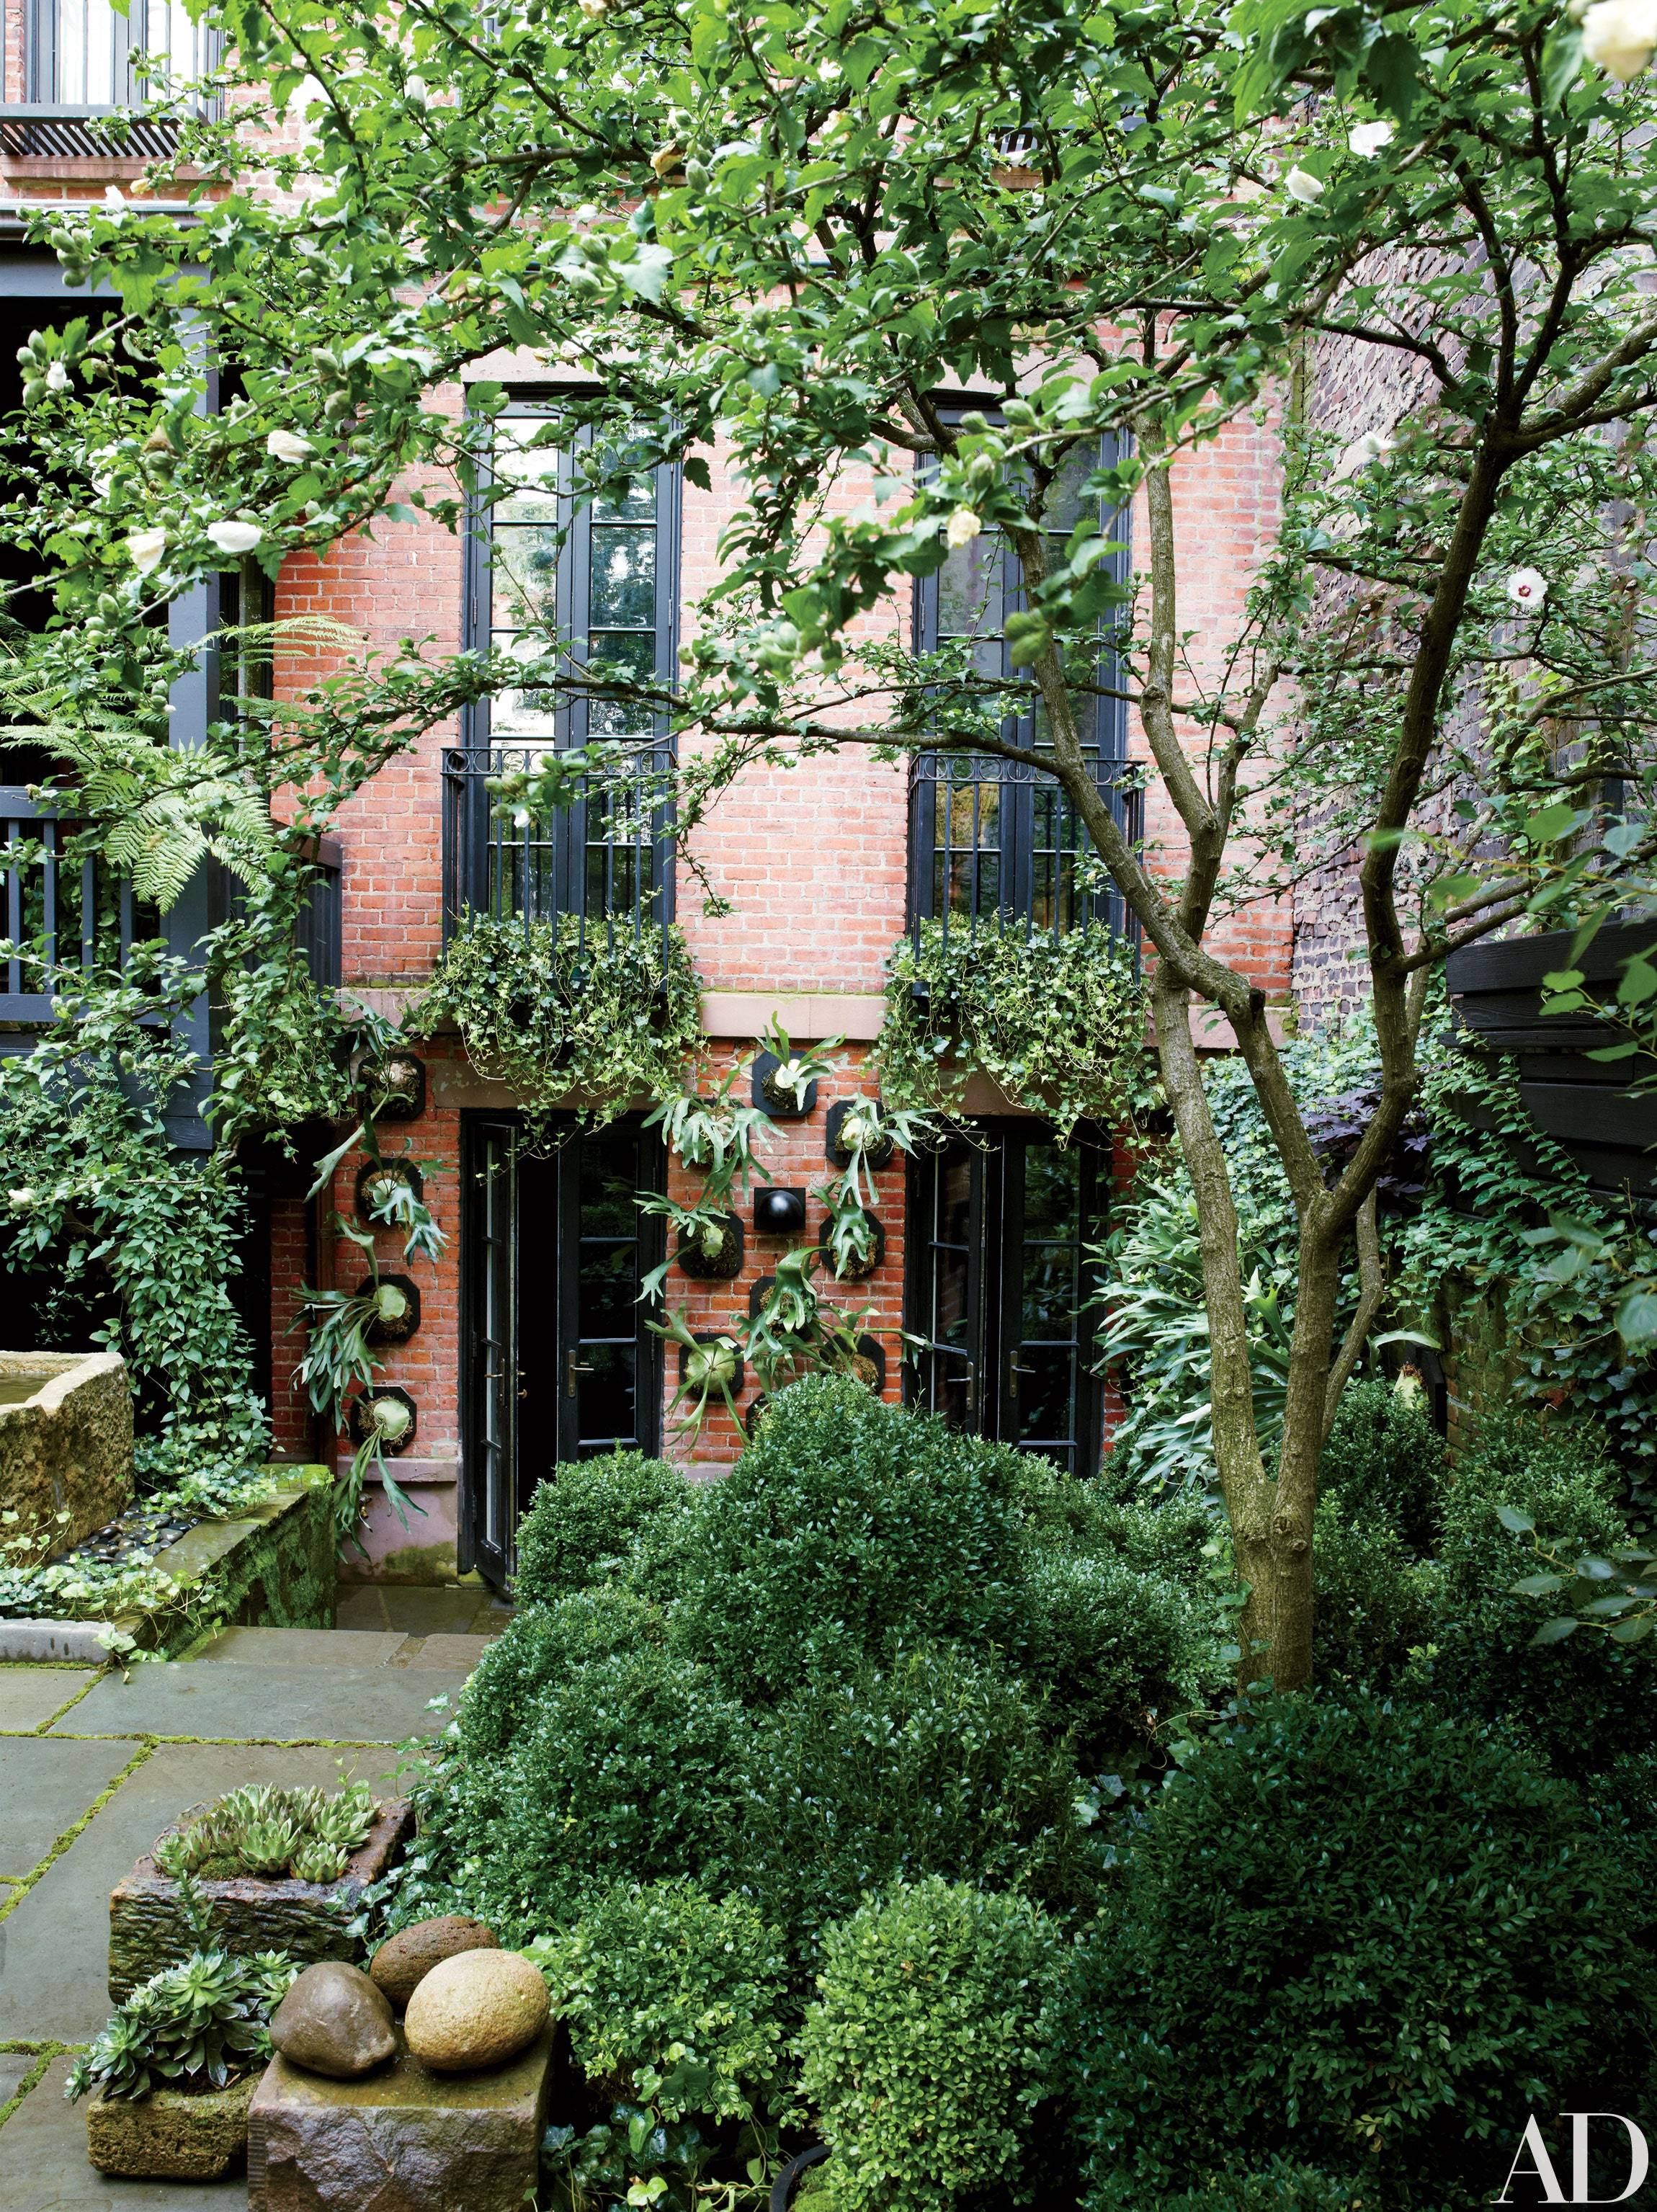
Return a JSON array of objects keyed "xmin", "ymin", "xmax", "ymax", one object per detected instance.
[
  {"xmin": 269, "ymin": 1961, "xmax": 397, "ymax": 2079},
  {"xmin": 370, "ymin": 1915, "xmax": 499, "ymax": 2012},
  {"xmin": 402, "ymin": 1948, "xmax": 550, "ymax": 2073}
]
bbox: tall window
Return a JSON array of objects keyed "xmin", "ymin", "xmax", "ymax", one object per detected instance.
[
  {"xmin": 910, "ymin": 428, "xmax": 1135, "ymax": 940},
  {"xmin": 447, "ymin": 406, "xmax": 679, "ymax": 935}
]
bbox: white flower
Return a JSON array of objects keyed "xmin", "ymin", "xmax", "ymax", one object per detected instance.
[
  {"xmin": 265, "ymin": 429, "xmax": 313, "ymax": 465},
  {"xmin": 1348, "ymin": 120, "xmax": 1395, "ymax": 156},
  {"xmin": 1581, "ymin": 0, "xmax": 1657, "ymax": 80},
  {"xmin": 404, "ymin": 74, "xmax": 429, "ymax": 105},
  {"xmin": 1282, "ymin": 166, "xmax": 1326, "ymax": 203},
  {"xmin": 578, "ymin": 0, "xmax": 609, "ymax": 17},
  {"xmin": 43, "ymin": 361, "xmax": 69, "ymax": 393},
  {"xmin": 207, "ymin": 519, "xmax": 263, "ymax": 556},
  {"xmin": 1354, "ymin": 431, "xmax": 1395, "ymax": 463},
  {"xmin": 1506, "ymin": 566, "xmax": 1548, "ymax": 610},
  {"xmin": 103, "ymin": 184, "xmax": 126, "ymax": 209},
  {"xmin": 125, "ymin": 528, "xmax": 167, "ymax": 575},
  {"xmin": 6, "ymin": 1188, "xmax": 35, "ymax": 1210},
  {"xmin": 945, "ymin": 508, "xmax": 983, "ymax": 548}
]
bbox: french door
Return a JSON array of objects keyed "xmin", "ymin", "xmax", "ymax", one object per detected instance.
[
  {"xmin": 463, "ymin": 1116, "xmax": 664, "ymax": 1587},
  {"xmin": 906, "ymin": 1124, "xmax": 1106, "ymax": 1476}
]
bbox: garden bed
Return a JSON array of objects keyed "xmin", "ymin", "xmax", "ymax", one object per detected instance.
[{"xmin": 0, "ymin": 1466, "xmax": 336, "ymax": 1662}]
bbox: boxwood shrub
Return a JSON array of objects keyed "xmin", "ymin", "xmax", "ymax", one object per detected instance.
[
  {"xmin": 671, "ymin": 1375, "xmax": 1030, "ymax": 1700},
  {"xmin": 529, "ymin": 1878, "xmax": 790, "ymax": 2123},
  {"xmin": 513, "ymin": 1449, "xmax": 692, "ymax": 1605},
  {"xmin": 1319, "ymin": 1377, "xmax": 1446, "ymax": 1554},
  {"xmin": 442, "ymin": 1645, "xmax": 752, "ymax": 1940},
  {"xmin": 456, "ymin": 1584, "xmax": 663, "ymax": 1760},
  {"xmin": 798, "ymin": 1876, "xmax": 1071, "ymax": 2212},
  {"xmin": 1071, "ymin": 1695, "xmax": 1656, "ymax": 2209},
  {"xmin": 1008, "ymin": 1548, "xmax": 1220, "ymax": 1763},
  {"xmin": 744, "ymin": 1641, "xmax": 1090, "ymax": 1955}
]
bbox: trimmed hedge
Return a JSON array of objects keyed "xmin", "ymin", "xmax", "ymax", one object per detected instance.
[
  {"xmin": 672, "ymin": 1375, "xmax": 1032, "ymax": 1700},
  {"xmin": 800, "ymin": 1877, "xmax": 1071, "ymax": 2212},
  {"xmin": 1071, "ymin": 1696, "xmax": 1656, "ymax": 2208},
  {"xmin": 513, "ymin": 1450, "xmax": 691, "ymax": 1605}
]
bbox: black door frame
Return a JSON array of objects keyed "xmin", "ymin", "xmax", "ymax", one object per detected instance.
[
  {"xmin": 903, "ymin": 1119, "xmax": 1108, "ymax": 1476},
  {"xmin": 459, "ymin": 1110, "xmax": 665, "ymax": 1587}
]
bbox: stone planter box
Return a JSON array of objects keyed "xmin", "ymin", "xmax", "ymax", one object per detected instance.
[
  {"xmin": 0, "ymin": 1349, "xmax": 131, "ymax": 1556},
  {"xmin": 85, "ymin": 2072, "xmax": 256, "ymax": 2179},
  {"xmin": 109, "ymin": 1797, "xmax": 415, "ymax": 2002}
]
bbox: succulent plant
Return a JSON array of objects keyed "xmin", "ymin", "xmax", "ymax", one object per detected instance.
[
  {"xmin": 290, "ymin": 1839, "xmax": 350, "ymax": 1885},
  {"xmin": 237, "ymin": 1817, "xmax": 304, "ymax": 1878},
  {"xmin": 153, "ymin": 1782, "xmax": 381, "ymax": 1883},
  {"xmin": 65, "ymin": 1950, "xmax": 301, "ymax": 2105}
]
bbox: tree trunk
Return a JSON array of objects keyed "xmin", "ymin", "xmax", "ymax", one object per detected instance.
[{"xmin": 1152, "ymin": 979, "xmax": 1352, "ymax": 1694}]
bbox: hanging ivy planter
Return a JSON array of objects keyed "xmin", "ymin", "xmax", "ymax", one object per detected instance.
[
  {"xmin": 826, "ymin": 1099, "xmax": 896, "ymax": 1172},
  {"xmin": 876, "ymin": 918, "xmax": 1146, "ymax": 1139},
  {"xmin": 820, "ymin": 1208, "xmax": 885, "ymax": 1280},
  {"xmin": 349, "ymin": 1386, "xmax": 418, "ymax": 1455},
  {"xmin": 408, "ymin": 913, "xmax": 703, "ymax": 1143},
  {"xmin": 354, "ymin": 1274, "xmax": 422, "ymax": 1346},
  {"xmin": 355, "ymin": 1158, "xmax": 424, "ymax": 1225},
  {"xmin": 676, "ymin": 1210, "xmax": 744, "ymax": 1281}
]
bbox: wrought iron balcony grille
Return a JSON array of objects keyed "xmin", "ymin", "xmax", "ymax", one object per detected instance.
[
  {"xmin": 442, "ymin": 742, "xmax": 676, "ymax": 963},
  {"xmin": 0, "ymin": 0, "xmax": 221, "ymax": 156},
  {"xmin": 0, "ymin": 787, "xmax": 137, "ymax": 1020},
  {"xmin": 907, "ymin": 748, "xmax": 1140, "ymax": 953}
]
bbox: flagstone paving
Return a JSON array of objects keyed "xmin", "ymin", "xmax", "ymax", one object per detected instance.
[{"xmin": 0, "ymin": 1594, "xmax": 504, "ymax": 2208}]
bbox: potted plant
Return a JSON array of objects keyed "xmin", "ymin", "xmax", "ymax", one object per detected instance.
[
  {"xmin": 751, "ymin": 1020, "xmax": 841, "ymax": 1119},
  {"xmin": 69, "ymin": 1942, "xmax": 299, "ymax": 2179},
  {"xmin": 110, "ymin": 1782, "xmax": 413, "ymax": 2001}
]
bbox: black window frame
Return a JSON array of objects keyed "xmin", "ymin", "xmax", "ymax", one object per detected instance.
[
  {"xmin": 447, "ymin": 393, "xmax": 681, "ymax": 942},
  {"xmin": 908, "ymin": 414, "xmax": 1138, "ymax": 942}
]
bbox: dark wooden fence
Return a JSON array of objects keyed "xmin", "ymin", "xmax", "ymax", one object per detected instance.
[{"xmin": 1445, "ymin": 920, "xmax": 1657, "ymax": 1200}]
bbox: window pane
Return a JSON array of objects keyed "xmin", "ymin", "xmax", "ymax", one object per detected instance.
[
  {"xmin": 589, "ymin": 526, "xmax": 657, "ymax": 628},
  {"xmin": 1017, "ymin": 1345, "xmax": 1074, "ymax": 1442},
  {"xmin": 493, "ymin": 526, "xmax": 561, "ymax": 630},
  {"xmin": 938, "ymin": 533, "xmax": 1004, "ymax": 643},
  {"xmin": 1023, "ymin": 1143, "xmax": 1080, "ymax": 1239}
]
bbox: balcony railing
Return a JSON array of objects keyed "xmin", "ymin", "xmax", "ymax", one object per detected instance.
[
  {"xmin": 0, "ymin": 787, "xmax": 135, "ymax": 1019},
  {"xmin": 0, "ymin": 0, "xmax": 220, "ymax": 156},
  {"xmin": 906, "ymin": 749, "xmax": 1140, "ymax": 952},
  {"xmin": 442, "ymin": 743, "xmax": 675, "ymax": 961}
]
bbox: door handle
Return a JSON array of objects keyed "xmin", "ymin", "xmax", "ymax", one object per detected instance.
[{"xmin": 566, "ymin": 1350, "xmax": 596, "ymax": 1397}]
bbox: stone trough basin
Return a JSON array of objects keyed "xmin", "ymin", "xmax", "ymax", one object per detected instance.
[{"xmin": 0, "ymin": 1350, "xmax": 131, "ymax": 1556}]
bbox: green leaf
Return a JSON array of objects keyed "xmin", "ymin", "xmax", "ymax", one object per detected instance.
[
  {"xmin": 1530, "ymin": 1617, "xmax": 1580, "ymax": 1644},
  {"xmin": 1495, "ymin": 1506, "xmax": 1537, "ymax": 1535},
  {"xmin": 1509, "ymin": 1574, "xmax": 1564, "ymax": 1597}
]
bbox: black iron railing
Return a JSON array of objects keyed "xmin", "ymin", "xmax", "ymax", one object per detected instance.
[
  {"xmin": 442, "ymin": 742, "xmax": 675, "ymax": 957},
  {"xmin": 0, "ymin": 787, "xmax": 135, "ymax": 1020},
  {"xmin": 0, "ymin": 0, "xmax": 220, "ymax": 156},
  {"xmin": 906, "ymin": 750, "xmax": 1140, "ymax": 952}
]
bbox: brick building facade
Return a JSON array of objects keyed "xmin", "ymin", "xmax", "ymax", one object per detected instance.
[{"xmin": 0, "ymin": 31, "xmax": 1296, "ymax": 1595}]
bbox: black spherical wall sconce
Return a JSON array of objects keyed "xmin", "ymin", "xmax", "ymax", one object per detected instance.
[{"xmin": 754, "ymin": 1186, "xmax": 808, "ymax": 1237}]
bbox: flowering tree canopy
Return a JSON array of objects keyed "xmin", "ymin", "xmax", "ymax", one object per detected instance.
[{"xmin": 9, "ymin": 0, "xmax": 1657, "ymax": 1683}]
